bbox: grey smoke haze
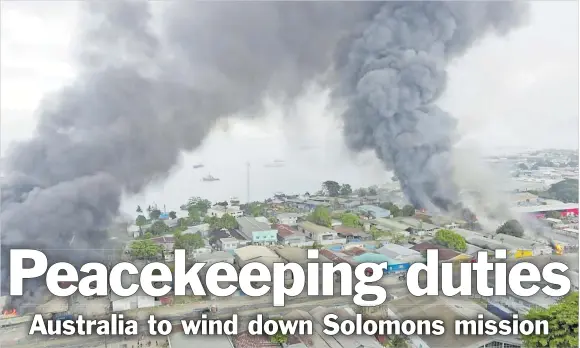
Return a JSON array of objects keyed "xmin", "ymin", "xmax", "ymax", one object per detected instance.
[{"xmin": 1, "ymin": 1, "xmax": 528, "ymax": 291}]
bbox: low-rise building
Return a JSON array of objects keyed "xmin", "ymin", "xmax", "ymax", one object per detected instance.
[
  {"xmin": 207, "ymin": 205, "xmax": 244, "ymax": 218},
  {"xmin": 194, "ymin": 251, "xmax": 235, "ymax": 266},
  {"xmin": 169, "ymin": 332, "xmax": 234, "ymax": 348},
  {"xmin": 357, "ymin": 205, "xmax": 391, "ymax": 219},
  {"xmin": 218, "ymin": 237, "xmax": 241, "ymax": 251},
  {"xmin": 277, "ymin": 224, "xmax": 307, "ymax": 245},
  {"xmin": 333, "ymin": 225, "xmax": 372, "ymax": 241},
  {"xmin": 388, "ymin": 295, "xmax": 522, "ymax": 348},
  {"xmin": 410, "ymin": 242, "xmax": 471, "ymax": 262},
  {"xmin": 376, "ymin": 243, "xmax": 424, "ymax": 263},
  {"xmin": 396, "ymin": 217, "xmax": 439, "ymax": 236},
  {"xmin": 275, "ymin": 212, "xmax": 302, "ymax": 226},
  {"xmin": 183, "ymin": 223, "xmax": 210, "ymax": 237},
  {"xmin": 370, "ymin": 218, "xmax": 412, "ymax": 235},
  {"xmin": 233, "ymin": 245, "xmax": 284, "ymax": 268},
  {"xmin": 237, "ymin": 216, "xmax": 278, "ymax": 245},
  {"xmin": 297, "ymin": 221, "xmax": 338, "ymax": 243}
]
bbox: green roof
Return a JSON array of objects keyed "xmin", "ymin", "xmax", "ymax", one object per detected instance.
[
  {"xmin": 353, "ymin": 252, "xmax": 408, "ymax": 265},
  {"xmin": 353, "ymin": 253, "xmax": 391, "ymax": 264}
]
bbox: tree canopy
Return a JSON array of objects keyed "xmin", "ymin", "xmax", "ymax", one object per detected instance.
[
  {"xmin": 339, "ymin": 183, "xmax": 353, "ymax": 196},
  {"xmin": 242, "ymin": 201, "xmax": 266, "ymax": 217},
  {"xmin": 149, "ymin": 209, "xmax": 162, "ymax": 220},
  {"xmin": 130, "ymin": 240, "xmax": 162, "ymax": 259},
  {"xmin": 367, "ymin": 186, "xmax": 378, "ymax": 196},
  {"xmin": 322, "ymin": 181, "xmax": 341, "ymax": 197},
  {"xmin": 434, "ymin": 229, "xmax": 467, "ymax": 252},
  {"xmin": 136, "ymin": 205, "xmax": 143, "ymax": 213},
  {"xmin": 541, "ymin": 179, "xmax": 579, "ymax": 203},
  {"xmin": 340, "ymin": 213, "xmax": 361, "ymax": 228},
  {"xmin": 207, "ymin": 214, "xmax": 239, "ymax": 230},
  {"xmin": 355, "ymin": 188, "xmax": 368, "ymax": 197},
  {"xmin": 149, "ymin": 220, "xmax": 169, "ymax": 235},
  {"xmin": 401, "ymin": 205, "xmax": 416, "ymax": 217},
  {"xmin": 174, "ymin": 231, "xmax": 204, "ymax": 257},
  {"xmin": 522, "ymin": 292, "xmax": 578, "ymax": 348},
  {"xmin": 379, "ymin": 202, "xmax": 401, "ymax": 217},
  {"xmin": 308, "ymin": 206, "xmax": 332, "ymax": 227},
  {"xmin": 168, "ymin": 211, "xmax": 177, "ymax": 219},
  {"xmin": 496, "ymin": 219, "xmax": 524, "ymax": 238},
  {"xmin": 135, "ymin": 215, "xmax": 147, "ymax": 227},
  {"xmin": 269, "ymin": 329, "xmax": 288, "ymax": 344},
  {"xmin": 186, "ymin": 197, "xmax": 212, "ymax": 214}
]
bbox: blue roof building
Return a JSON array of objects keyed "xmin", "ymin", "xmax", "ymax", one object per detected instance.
[{"xmin": 353, "ymin": 252, "xmax": 410, "ymax": 273}]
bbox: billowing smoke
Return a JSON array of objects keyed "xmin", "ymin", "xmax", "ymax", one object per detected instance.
[
  {"xmin": 1, "ymin": 1, "xmax": 528, "ymax": 298},
  {"xmin": 333, "ymin": 2, "xmax": 528, "ymax": 212}
]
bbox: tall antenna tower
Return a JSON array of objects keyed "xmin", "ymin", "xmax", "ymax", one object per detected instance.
[{"xmin": 246, "ymin": 162, "xmax": 251, "ymax": 203}]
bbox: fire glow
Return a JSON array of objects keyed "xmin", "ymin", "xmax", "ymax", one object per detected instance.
[{"xmin": 2, "ymin": 309, "xmax": 17, "ymax": 316}]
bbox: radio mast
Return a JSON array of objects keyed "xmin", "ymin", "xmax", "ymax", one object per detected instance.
[{"xmin": 246, "ymin": 162, "xmax": 251, "ymax": 203}]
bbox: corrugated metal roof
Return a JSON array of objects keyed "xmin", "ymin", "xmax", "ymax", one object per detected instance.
[{"xmin": 514, "ymin": 203, "xmax": 578, "ymax": 213}]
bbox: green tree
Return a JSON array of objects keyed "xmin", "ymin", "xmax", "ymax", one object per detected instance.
[
  {"xmin": 207, "ymin": 214, "xmax": 239, "ymax": 230},
  {"xmin": 174, "ymin": 231, "xmax": 204, "ymax": 257},
  {"xmin": 434, "ymin": 229, "xmax": 467, "ymax": 252},
  {"xmin": 390, "ymin": 232, "xmax": 406, "ymax": 245},
  {"xmin": 177, "ymin": 218, "xmax": 189, "ymax": 230},
  {"xmin": 149, "ymin": 209, "xmax": 162, "ymax": 220},
  {"xmin": 168, "ymin": 211, "xmax": 177, "ymax": 219},
  {"xmin": 269, "ymin": 329, "xmax": 288, "ymax": 344},
  {"xmin": 546, "ymin": 211, "xmax": 562, "ymax": 219},
  {"xmin": 339, "ymin": 184, "xmax": 353, "ymax": 196},
  {"xmin": 188, "ymin": 208, "xmax": 202, "ymax": 224},
  {"xmin": 308, "ymin": 206, "xmax": 332, "ymax": 227},
  {"xmin": 130, "ymin": 240, "xmax": 162, "ymax": 259},
  {"xmin": 136, "ymin": 205, "xmax": 143, "ymax": 213},
  {"xmin": 367, "ymin": 186, "xmax": 378, "ymax": 196},
  {"xmin": 340, "ymin": 213, "xmax": 361, "ymax": 228},
  {"xmin": 186, "ymin": 197, "xmax": 212, "ymax": 214},
  {"xmin": 150, "ymin": 220, "xmax": 169, "ymax": 235},
  {"xmin": 322, "ymin": 181, "xmax": 341, "ymax": 197},
  {"xmin": 400, "ymin": 205, "xmax": 415, "ymax": 217},
  {"xmin": 241, "ymin": 202, "xmax": 265, "ymax": 217},
  {"xmin": 518, "ymin": 163, "xmax": 528, "ymax": 170},
  {"xmin": 387, "ymin": 335, "xmax": 408, "ymax": 348},
  {"xmin": 522, "ymin": 292, "xmax": 578, "ymax": 348},
  {"xmin": 218, "ymin": 214, "xmax": 238, "ymax": 229},
  {"xmin": 540, "ymin": 179, "xmax": 579, "ymax": 203},
  {"xmin": 135, "ymin": 215, "xmax": 147, "ymax": 228},
  {"xmin": 379, "ymin": 202, "xmax": 401, "ymax": 217},
  {"xmin": 355, "ymin": 188, "xmax": 368, "ymax": 197},
  {"xmin": 496, "ymin": 219, "xmax": 524, "ymax": 238}
]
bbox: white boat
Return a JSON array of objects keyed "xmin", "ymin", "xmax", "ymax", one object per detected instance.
[{"xmin": 202, "ymin": 174, "xmax": 220, "ymax": 182}]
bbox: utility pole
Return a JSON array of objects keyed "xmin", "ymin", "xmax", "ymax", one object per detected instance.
[{"xmin": 246, "ymin": 162, "xmax": 251, "ymax": 203}]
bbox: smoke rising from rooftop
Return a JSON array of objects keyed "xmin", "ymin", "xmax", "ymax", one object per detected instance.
[{"xmin": 1, "ymin": 1, "xmax": 528, "ymax": 294}]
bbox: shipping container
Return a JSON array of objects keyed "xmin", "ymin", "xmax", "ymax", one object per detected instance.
[{"xmin": 486, "ymin": 302, "xmax": 514, "ymax": 320}]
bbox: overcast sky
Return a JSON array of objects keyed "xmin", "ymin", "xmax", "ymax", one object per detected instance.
[{"xmin": 1, "ymin": 1, "xmax": 578, "ymax": 215}]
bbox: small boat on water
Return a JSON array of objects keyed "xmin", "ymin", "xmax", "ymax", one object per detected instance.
[{"xmin": 202, "ymin": 174, "xmax": 220, "ymax": 182}]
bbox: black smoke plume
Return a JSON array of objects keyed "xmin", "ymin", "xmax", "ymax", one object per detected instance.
[{"xmin": 1, "ymin": 2, "xmax": 528, "ymax": 298}]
